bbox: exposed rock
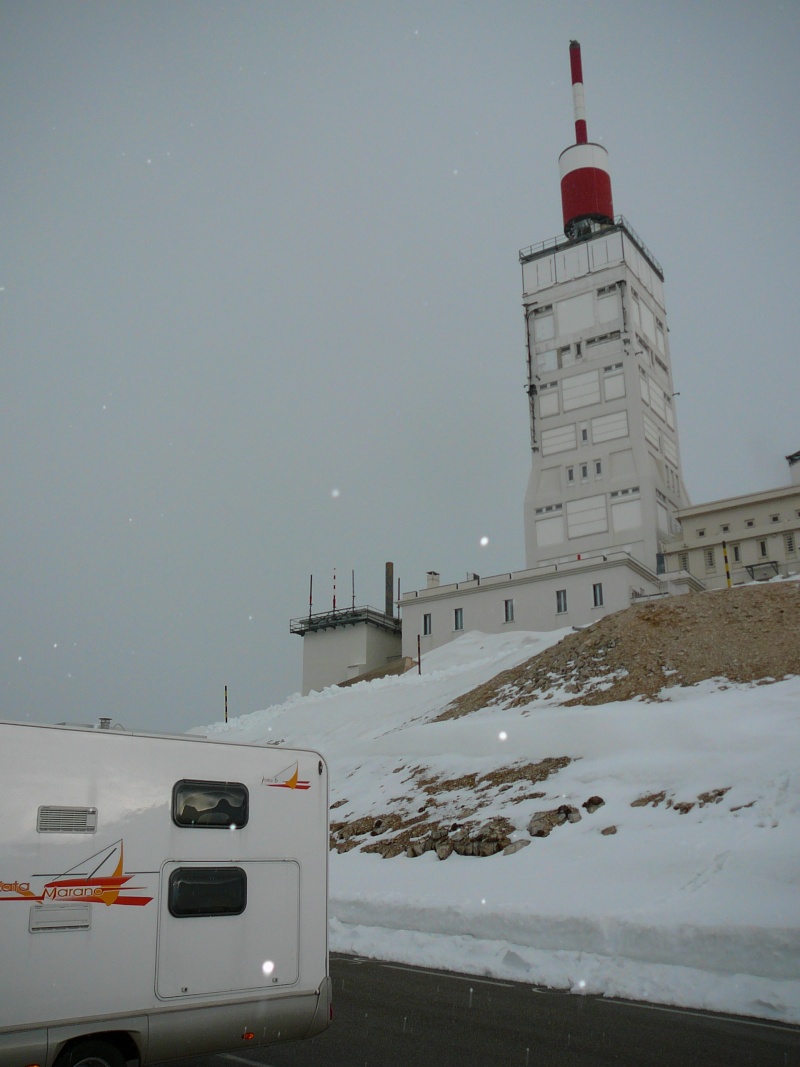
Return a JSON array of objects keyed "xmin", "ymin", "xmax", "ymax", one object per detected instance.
[
  {"xmin": 583, "ymin": 795, "xmax": 605, "ymax": 813},
  {"xmin": 631, "ymin": 791, "xmax": 667, "ymax": 808},
  {"xmin": 503, "ymin": 839, "xmax": 531, "ymax": 856},
  {"xmin": 561, "ymin": 804, "xmax": 582, "ymax": 823},
  {"xmin": 601, "ymin": 825, "xmax": 618, "ymax": 836}
]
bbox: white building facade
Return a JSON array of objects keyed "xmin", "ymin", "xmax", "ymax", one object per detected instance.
[
  {"xmin": 663, "ymin": 481, "xmax": 800, "ymax": 590},
  {"xmin": 521, "ymin": 218, "xmax": 689, "ymax": 574}
]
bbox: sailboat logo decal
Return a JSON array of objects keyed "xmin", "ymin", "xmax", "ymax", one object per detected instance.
[
  {"xmin": 263, "ymin": 761, "xmax": 310, "ymax": 790},
  {"xmin": 0, "ymin": 840, "xmax": 152, "ymax": 907}
]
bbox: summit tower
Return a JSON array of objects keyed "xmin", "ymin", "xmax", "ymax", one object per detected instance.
[{"xmin": 521, "ymin": 41, "xmax": 689, "ymax": 573}]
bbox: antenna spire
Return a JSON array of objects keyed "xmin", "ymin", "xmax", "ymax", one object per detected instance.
[
  {"xmin": 559, "ymin": 41, "xmax": 614, "ymax": 239},
  {"xmin": 569, "ymin": 40, "xmax": 588, "ymax": 144}
]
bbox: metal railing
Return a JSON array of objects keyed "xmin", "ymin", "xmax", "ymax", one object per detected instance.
[
  {"xmin": 290, "ymin": 604, "xmax": 401, "ymax": 637},
  {"xmin": 519, "ymin": 215, "xmax": 663, "ymax": 280}
]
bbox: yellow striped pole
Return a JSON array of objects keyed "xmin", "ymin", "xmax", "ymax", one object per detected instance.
[{"xmin": 722, "ymin": 540, "xmax": 732, "ymax": 588}]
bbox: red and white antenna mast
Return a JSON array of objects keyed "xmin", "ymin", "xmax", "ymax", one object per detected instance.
[{"xmin": 559, "ymin": 40, "xmax": 614, "ymax": 239}]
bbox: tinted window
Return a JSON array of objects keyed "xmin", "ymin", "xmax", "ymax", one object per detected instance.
[
  {"xmin": 168, "ymin": 867, "xmax": 247, "ymax": 917},
  {"xmin": 173, "ymin": 780, "xmax": 249, "ymax": 828}
]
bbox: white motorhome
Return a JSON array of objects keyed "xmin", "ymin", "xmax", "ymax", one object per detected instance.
[{"xmin": 0, "ymin": 720, "xmax": 331, "ymax": 1067}]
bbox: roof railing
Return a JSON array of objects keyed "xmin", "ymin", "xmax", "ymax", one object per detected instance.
[{"xmin": 519, "ymin": 215, "xmax": 663, "ymax": 280}]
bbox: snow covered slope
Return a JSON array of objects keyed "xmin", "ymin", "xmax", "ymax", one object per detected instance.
[{"xmin": 201, "ymin": 619, "xmax": 800, "ymax": 1023}]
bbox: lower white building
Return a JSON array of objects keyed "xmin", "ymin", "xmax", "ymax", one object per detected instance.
[{"xmin": 399, "ymin": 552, "xmax": 700, "ymax": 660}]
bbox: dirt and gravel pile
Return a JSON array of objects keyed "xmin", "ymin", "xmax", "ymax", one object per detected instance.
[{"xmin": 438, "ymin": 581, "xmax": 800, "ymax": 720}]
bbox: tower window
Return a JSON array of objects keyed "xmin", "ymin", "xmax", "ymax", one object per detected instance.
[
  {"xmin": 504, "ymin": 599, "xmax": 515, "ymax": 623},
  {"xmin": 592, "ymin": 583, "xmax": 604, "ymax": 608},
  {"xmin": 556, "ymin": 589, "xmax": 568, "ymax": 614},
  {"xmin": 423, "ymin": 613, "xmax": 432, "ymax": 636},
  {"xmin": 454, "ymin": 608, "xmax": 464, "ymax": 631}
]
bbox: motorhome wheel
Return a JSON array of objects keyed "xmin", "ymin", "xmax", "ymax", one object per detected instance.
[{"xmin": 55, "ymin": 1039, "xmax": 128, "ymax": 1067}]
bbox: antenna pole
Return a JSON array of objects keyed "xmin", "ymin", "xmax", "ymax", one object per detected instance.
[{"xmin": 569, "ymin": 40, "xmax": 588, "ymax": 144}]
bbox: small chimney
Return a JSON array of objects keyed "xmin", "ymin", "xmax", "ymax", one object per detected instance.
[
  {"xmin": 426, "ymin": 571, "xmax": 440, "ymax": 589},
  {"xmin": 385, "ymin": 562, "xmax": 394, "ymax": 617}
]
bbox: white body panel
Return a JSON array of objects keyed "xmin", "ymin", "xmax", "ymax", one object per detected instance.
[{"xmin": 0, "ymin": 722, "xmax": 330, "ymax": 1067}]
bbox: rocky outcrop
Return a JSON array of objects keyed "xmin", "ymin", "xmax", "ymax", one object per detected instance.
[{"xmin": 406, "ymin": 818, "xmax": 514, "ymax": 859}]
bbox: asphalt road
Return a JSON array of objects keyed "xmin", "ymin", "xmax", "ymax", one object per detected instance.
[{"xmin": 203, "ymin": 954, "xmax": 800, "ymax": 1067}]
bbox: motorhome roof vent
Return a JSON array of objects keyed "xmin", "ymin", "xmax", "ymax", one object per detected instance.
[{"xmin": 37, "ymin": 806, "xmax": 98, "ymax": 834}]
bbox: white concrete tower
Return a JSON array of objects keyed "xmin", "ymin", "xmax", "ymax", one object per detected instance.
[{"xmin": 522, "ymin": 41, "xmax": 689, "ymax": 574}]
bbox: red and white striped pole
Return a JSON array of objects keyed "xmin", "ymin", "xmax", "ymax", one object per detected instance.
[{"xmin": 569, "ymin": 40, "xmax": 588, "ymax": 144}]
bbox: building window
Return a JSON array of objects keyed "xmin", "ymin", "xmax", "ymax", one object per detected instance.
[
  {"xmin": 504, "ymin": 599, "xmax": 515, "ymax": 623},
  {"xmin": 567, "ymin": 466, "xmax": 575, "ymax": 483},
  {"xmin": 580, "ymin": 463, "xmax": 589, "ymax": 481},
  {"xmin": 721, "ymin": 524, "xmax": 729, "ymax": 533},
  {"xmin": 771, "ymin": 514, "xmax": 780, "ymax": 523},
  {"xmin": 454, "ymin": 607, "xmax": 464, "ymax": 631},
  {"xmin": 580, "ymin": 423, "xmax": 589, "ymax": 443},
  {"xmin": 732, "ymin": 543, "xmax": 741, "ymax": 564},
  {"xmin": 556, "ymin": 589, "xmax": 568, "ymax": 614},
  {"xmin": 705, "ymin": 549, "xmax": 716, "ymax": 572},
  {"xmin": 423, "ymin": 613, "xmax": 432, "ymax": 636},
  {"xmin": 697, "ymin": 529, "xmax": 706, "ymax": 538},
  {"xmin": 759, "ymin": 540, "xmax": 768, "ymax": 558},
  {"xmin": 746, "ymin": 519, "xmax": 755, "ymax": 528},
  {"xmin": 678, "ymin": 552, "xmax": 689, "ymax": 571},
  {"xmin": 786, "ymin": 533, "xmax": 797, "ymax": 557},
  {"xmin": 594, "ymin": 460, "xmax": 602, "ymax": 477},
  {"xmin": 592, "ymin": 583, "xmax": 604, "ymax": 608}
]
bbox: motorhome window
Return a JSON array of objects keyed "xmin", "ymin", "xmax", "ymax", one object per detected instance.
[
  {"xmin": 172, "ymin": 780, "xmax": 249, "ymax": 828},
  {"xmin": 168, "ymin": 867, "xmax": 246, "ymax": 917}
]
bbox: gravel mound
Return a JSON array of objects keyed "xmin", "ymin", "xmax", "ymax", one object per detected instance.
[{"xmin": 438, "ymin": 580, "xmax": 800, "ymax": 719}]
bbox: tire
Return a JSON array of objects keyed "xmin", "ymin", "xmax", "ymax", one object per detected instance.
[{"xmin": 54, "ymin": 1039, "xmax": 128, "ymax": 1067}]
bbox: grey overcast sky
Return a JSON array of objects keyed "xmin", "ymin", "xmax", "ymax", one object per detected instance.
[{"xmin": 2, "ymin": 2, "xmax": 798, "ymax": 733}]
